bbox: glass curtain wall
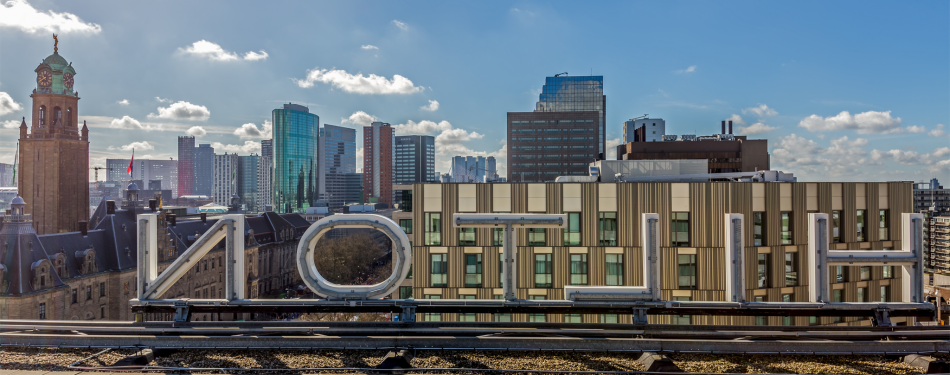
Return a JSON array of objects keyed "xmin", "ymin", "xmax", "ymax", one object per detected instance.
[{"xmin": 273, "ymin": 105, "xmax": 319, "ymax": 213}]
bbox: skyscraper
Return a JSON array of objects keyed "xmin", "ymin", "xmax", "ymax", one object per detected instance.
[
  {"xmin": 506, "ymin": 111, "xmax": 600, "ymax": 182},
  {"xmin": 194, "ymin": 144, "xmax": 214, "ymax": 196},
  {"xmin": 321, "ymin": 125, "xmax": 358, "ymax": 209},
  {"xmin": 273, "ymin": 103, "xmax": 319, "ymax": 213},
  {"xmin": 177, "ymin": 136, "xmax": 195, "ymax": 197},
  {"xmin": 239, "ymin": 154, "xmax": 259, "ymax": 212},
  {"xmin": 394, "ymin": 135, "xmax": 435, "ymax": 184},
  {"xmin": 363, "ymin": 121, "xmax": 394, "ymax": 207},
  {"xmin": 535, "ymin": 75, "xmax": 606, "ymax": 157},
  {"xmin": 17, "ymin": 41, "xmax": 90, "ymax": 234},
  {"xmin": 449, "ymin": 155, "xmax": 496, "ymax": 183},
  {"xmin": 212, "ymin": 153, "xmax": 239, "ymax": 206},
  {"xmin": 258, "ymin": 139, "xmax": 273, "ymax": 211}
]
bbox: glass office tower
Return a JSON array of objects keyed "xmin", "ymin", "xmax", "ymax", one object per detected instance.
[
  {"xmin": 239, "ymin": 154, "xmax": 259, "ymax": 213},
  {"xmin": 273, "ymin": 103, "xmax": 319, "ymax": 213},
  {"xmin": 535, "ymin": 76, "xmax": 606, "ymax": 158},
  {"xmin": 194, "ymin": 144, "xmax": 214, "ymax": 196}
]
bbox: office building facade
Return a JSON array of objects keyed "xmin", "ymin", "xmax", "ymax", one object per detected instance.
[
  {"xmin": 194, "ymin": 144, "xmax": 214, "ymax": 197},
  {"xmin": 395, "ymin": 135, "xmax": 435, "ymax": 185},
  {"xmin": 0, "ymin": 163, "xmax": 14, "ymax": 187},
  {"xmin": 212, "ymin": 153, "xmax": 239, "ymax": 206},
  {"xmin": 616, "ymin": 123, "xmax": 769, "ymax": 174},
  {"xmin": 535, "ymin": 75, "xmax": 606, "ymax": 158},
  {"xmin": 623, "ymin": 118, "xmax": 666, "ymax": 143},
  {"xmin": 325, "ymin": 173, "xmax": 363, "ymax": 208},
  {"xmin": 363, "ymin": 121, "xmax": 394, "ymax": 207},
  {"xmin": 258, "ymin": 139, "xmax": 273, "ymax": 211},
  {"xmin": 273, "ymin": 103, "xmax": 319, "ymax": 213},
  {"xmin": 322, "ymin": 125, "xmax": 357, "ymax": 175},
  {"xmin": 239, "ymin": 154, "xmax": 259, "ymax": 212},
  {"xmin": 177, "ymin": 136, "xmax": 195, "ymax": 197},
  {"xmin": 106, "ymin": 159, "xmax": 178, "ymax": 197},
  {"xmin": 507, "ymin": 111, "xmax": 600, "ymax": 183}
]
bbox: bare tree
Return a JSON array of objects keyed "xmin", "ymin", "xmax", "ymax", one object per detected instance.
[{"xmin": 313, "ymin": 232, "xmax": 391, "ymax": 285}]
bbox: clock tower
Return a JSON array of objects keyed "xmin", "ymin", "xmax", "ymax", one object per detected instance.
[{"xmin": 18, "ymin": 36, "xmax": 90, "ymax": 234}]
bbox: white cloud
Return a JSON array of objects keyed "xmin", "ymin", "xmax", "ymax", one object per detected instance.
[
  {"xmin": 294, "ymin": 67, "xmax": 424, "ymax": 94},
  {"xmin": 742, "ymin": 104, "xmax": 778, "ymax": 117},
  {"xmin": 929, "ymin": 124, "xmax": 947, "ymax": 137},
  {"xmin": 394, "ymin": 120, "xmax": 452, "ymax": 135},
  {"xmin": 147, "ymin": 101, "xmax": 210, "ymax": 121},
  {"xmin": 606, "ymin": 137, "xmax": 622, "ymax": 160},
  {"xmin": 736, "ymin": 122, "xmax": 778, "ymax": 135},
  {"xmin": 185, "ymin": 126, "xmax": 206, "ymax": 137},
  {"xmin": 2, "ymin": 119, "xmax": 21, "ymax": 128},
  {"xmin": 355, "ymin": 147, "xmax": 364, "ymax": 173},
  {"xmin": 772, "ymin": 134, "xmax": 877, "ymax": 179},
  {"xmin": 674, "ymin": 65, "xmax": 697, "ymax": 74},
  {"xmin": 0, "ymin": 92, "xmax": 23, "ymax": 116},
  {"xmin": 178, "ymin": 40, "xmax": 268, "ymax": 61},
  {"xmin": 726, "ymin": 114, "xmax": 746, "ymax": 125},
  {"xmin": 392, "ymin": 19, "xmax": 408, "ymax": 31},
  {"xmin": 209, "ymin": 141, "xmax": 261, "ymax": 154},
  {"xmin": 798, "ymin": 110, "xmax": 902, "ymax": 134},
  {"xmin": 116, "ymin": 99, "xmax": 129, "ymax": 105},
  {"xmin": 361, "ymin": 45, "xmax": 378, "ymax": 50},
  {"xmin": 436, "ymin": 127, "xmax": 483, "ymax": 146},
  {"xmin": 233, "ymin": 121, "xmax": 272, "ymax": 139},
  {"xmin": 341, "ymin": 111, "xmax": 379, "ymax": 127},
  {"xmin": 109, "ymin": 141, "xmax": 154, "ymax": 151},
  {"xmin": 155, "ymin": 97, "xmax": 170, "ymax": 103},
  {"xmin": 110, "ymin": 115, "xmax": 159, "ymax": 131},
  {"xmin": 420, "ymin": 100, "xmax": 439, "ymax": 112},
  {"xmin": 0, "ymin": 0, "xmax": 101, "ymax": 34},
  {"xmin": 906, "ymin": 125, "xmax": 926, "ymax": 133}
]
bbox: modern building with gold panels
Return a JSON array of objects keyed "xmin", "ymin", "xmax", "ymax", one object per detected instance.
[{"xmin": 394, "ymin": 181, "xmax": 914, "ymax": 326}]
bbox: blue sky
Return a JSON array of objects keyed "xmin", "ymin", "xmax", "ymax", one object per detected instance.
[{"xmin": 0, "ymin": 0, "xmax": 947, "ymax": 182}]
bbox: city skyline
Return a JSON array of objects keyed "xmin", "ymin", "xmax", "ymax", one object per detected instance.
[{"xmin": 0, "ymin": 1, "xmax": 947, "ymax": 183}]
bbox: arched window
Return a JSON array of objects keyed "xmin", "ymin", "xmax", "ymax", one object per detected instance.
[
  {"xmin": 66, "ymin": 107, "xmax": 72, "ymax": 127},
  {"xmin": 38, "ymin": 106, "xmax": 46, "ymax": 126},
  {"xmin": 54, "ymin": 107, "xmax": 62, "ymax": 124}
]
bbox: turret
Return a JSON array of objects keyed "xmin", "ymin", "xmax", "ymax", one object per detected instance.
[
  {"xmin": 126, "ymin": 182, "xmax": 139, "ymax": 207},
  {"xmin": 19, "ymin": 117, "xmax": 26, "ymax": 139},
  {"xmin": 80, "ymin": 120, "xmax": 88, "ymax": 141}
]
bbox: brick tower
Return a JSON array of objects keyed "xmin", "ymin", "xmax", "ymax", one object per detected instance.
[{"xmin": 18, "ymin": 36, "xmax": 90, "ymax": 234}]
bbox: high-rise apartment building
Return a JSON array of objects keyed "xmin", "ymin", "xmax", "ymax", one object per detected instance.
[
  {"xmin": 395, "ymin": 135, "xmax": 435, "ymax": 185},
  {"xmin": 212, "ymin": 153, "xmax": 239, "ymax": 206},
  {"xmin": 258, "ymin": 139, "xmax": 273, "ymax": 211},
  {"xmin": 106, "ymin": 159, "xmax": 178, "ymax": 195},
  {"xmin": 363, "ymin": 121, "xmax": 394, "ymax": 207},
  {"xmin": 273, "ymin": 103, "xmax": 319, "ymax": 213},
  {"xmin": 535, "ymin": 75, "xmax": 606, "ymax": 158},
  {"xmin": 177, "ymin": 136, "xmax": 195, "ymax": 197},
  {"xmin": 0, "ymin": 163, "xmax": 14, "ymax": 187},
  {"xmin": 507, "ymin": 111, "xmax": 600, "ymax": 182},
  {"xmin": 17, "ymin": 43, "xmax": 89, "ymax": 234},
  {"xmin": 239, "ymin": 154, "xmax": 259, "ymax": 212},
  {"xmin": 194, "ymin": 144, "xmax": 214, "ymax": 196},
  {"xmin": 914, "ymin": 178, "xmax": 950, "ymax": 216}
]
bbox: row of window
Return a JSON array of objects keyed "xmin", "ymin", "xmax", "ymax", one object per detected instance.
[
  {"xmin": 510, "ymin": 120, "xmax": 596, "ymax": 125},
  {"xmin": 70, "ymin": 282, "xmax": 107, "ymax": 304},
  {"xmin": 512, "ymin": 137, "xmax": 595, "ymax": 142},
  {"xmin": 423, "ymin": 213, "xmax": 618, "ymax": 247},
  {"xmin": 428, "ymin": 251, "xmax": 626, "ymax": 288},
  {"xmin": 512, "ymin": 128, "xmax": 595, "ymax": 133}
]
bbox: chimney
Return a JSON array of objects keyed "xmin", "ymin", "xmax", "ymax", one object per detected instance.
[
  {"xmin": 106, "ymin": 200, "xmax": 116, "ymax": 215},
  {"xmin": 721, "ymin": 120, "xmax": 726, "ymax": 135},
  {"xmin": 200, "ymin": 212, "xmax": 207, "ymax": 223},
  {"xmin": 79, "ymin": 221, "xmax": 88, "ymax": 236},
  {"xmin": 148, "ymin": 199, "xmax": 157, "ymax": 211},
  {"xmin": 728, "ymin": 120, "xmax": 733, "ymax": 135},
  {"xmin": 168, "ymin": 214, "xmax": 177, "ymax": 227}
]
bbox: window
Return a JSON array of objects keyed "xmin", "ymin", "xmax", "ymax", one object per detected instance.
[
  {"xmin": 535, "ymin": 253, "xmax": 552, "ymax": 288},
  {"xmin": 833, "ymin": 289, "xmax": 843, "ymax": 303},
  {"xmin": 883, "ymin": 266, "xmax": 894, "ymax": 279},
  {"xmin": 459, "ymin": 227, "xmax": 476, "ymax": 246},
  {"xmin": 565, "ymin": 314, "xmax": 582, "ymax": 323},
  {"xmin": 671, "ymin": 212, "xmax": 690, "ymax": 247},
  {"xmin": 430, "ymin": 254, "xmax": 447, "ymax": 287},
  {"xmin": 780, "ymin": 212, "xmax": 792, "ymax": 245},
  {"xmin": 672, "ymin": 296, "xmax": 691, "ymax": 324},
  {"xmin": 460, "ymin": 295, "xmax": 477, "ymax": 321},
  {"xmin": 785, "ymin": 252, "xmax": 798, "ymax": 286},
  {"xmin": 528, "ymin": 228, "xmax": 546, "ymax": 246},
  {"xmin": 424, "ymin": 213, "xmax": 441, "ymax": 245},
  {"xmin": 605, "ymin": 254, "xmax": 624, "ymax": 286},
  {"xmin": 601, "ymin": 314, "xmax": 618, "ymax": 324},
  {"xmin": 423, "ymin": 295, "xmax": 441, "ymax": 321},
  {"xmin": 754, "ymin": 296, "xmax": 767, "ymax": 325},
  {"xmin": 493, "ymin": 313, "xmax": 511, "ymax": 322},
  {"xmin": 101, "ymin": 306, "xmax": 105, "ymax": 319},
  {"xmin": 857, "ymin": 287, "xmax": 867, "ymax": 302},
  {"xmin": 86, "ymin": 286, "xmax": 92, "ymax": 300},
  {"xmin": 832, "ymin": 210, "xmax": 842, "ymax": 243},
  {"xmin": 399, "ymin": 219, "xmax": 412, "ymax": 234},
  {"xmin": 860, "ymin": 266, "xmax": 870, "ymax": 281},
  {"xmin": 856, "ymin": 210, "xmax": 867, "ymax": 242},
  {"xmin": 598, "ymin": 213, "xmax": 617, "ymax": 246},
  {"xmin": 498, "ymin": 253, "xmax": 504, "ymax": 288},
  {"xmin": 570, "ymin": 254, "xmax": 588, "ymax": 285},
  {"xmin": 880, "ymin": 286, "xmax": 890, "ymax": 302},
  {"xmin": 99, "ymin": 282, "xmax": 105, "ymax": 297},
  {"xmin": 835, "ymin": 266, "xmax": 848, "ymax": 283},
  {"xmin": 464, "ymin": 254, "xmax": 482, "ymax": 288},
  {"xmin": 753, "ymin": 212, "xmax": 766, "ymax": 246},
  {"xmin": 782, "ymin": 293, "xmax": 794, "ymax": 324},
  {"xmin": 678, "ymin": 254, "xmax": 697, "ymax": 290},
  {"xmin": 564, "ymin": 213, "xmax": 581, "ymax": 245},
  {"xmin": 493, "ymin": 228, "xmax": 504, "ymax": 246},
  {"xmin": 757, "ymin": 253, "xmax": 770, "ymax": 288},
  {"xmin": 39, "ymin": 303, "xmax": 46, "ymax": 320},
  {"xmin": 71, "ymin": 289, "xmax": 78, "ymax": 304},
  {"xmin": 529, "ymin": 295, "xmax": 546, "ymax": 322},
  {"xmin": 879, "ymin": 210, "xmax": 888, "ymax": 240}
]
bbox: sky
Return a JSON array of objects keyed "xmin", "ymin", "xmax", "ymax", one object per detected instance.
[{"xmin": 0, "ymin": 0, "xmax": 947, "ymax": 183}]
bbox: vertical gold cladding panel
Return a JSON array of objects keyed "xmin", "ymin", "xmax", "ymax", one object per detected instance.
[
  {"xmin": 618, "ymin": 183, "xmax": 640, "ymax": 247},
  {"xmin": 793, "ymin": 183, "xmax": 808, "ymax": 245},
  {"xmin": 553, "ymin": 247, "xmax": 568, "ymax": 289},
  {"xmin": 548, "ymin": 183, "xmax": 563, "ymax": 246},
  {"xmin": 733, "ymin": 183, "xmax": 754, "ymax": 248},
  {"xmin": 843, "ymin": 183, "xmax": 857, "ymax": 243},
  {"xmin": 818, "ymin": 183, "xmax": 833, "ymax": 219},
  {"xmin": 765, "ymin": 183, "xmax": 782, "ymax": 247},
  {"xmin": 640, "ymin": 183, "xmax": 672, "ymax": 247},
  {"xmin": 510, "ymin": 184, "xmax": 527, "ymax": 246},
  {"xmin": 697, "ymin": 248, "xmax": 725, "ymax": 290},
  {"xmin": 629, "ymin": 248, "xmax": 644, "ymax": 286},
  {"xmin": 476, "ymin": 184, "xmax": 492, "ymax": 246},
  {"xmin": 518, "ymin": 247, "xmax": 532, "ymax": 289},
  {"xmin": 449, "ymin": 247, "xmax": 463, "ymax": 288},
  {"xmin": 661, "ymin": 248, "xmax": 678, "ymax": 289},
  {"xmin": 690, "ymin": 184, "xmax": 709, "ymax": 248},
  {"xmin": 867, "ymin": 183, "xmax": 880, "ymax": 243},
  {"xmin": 582, "ymin": 184, "xmax": 598, "ymax": 246},
  {"xmin": 772, "ymin": 245, "xmax": 786, "ymax": 288},
  {"xmin": 416, "ymin": 246, "xmax": 431, "ymax": 291},
  {"xmin": 444, "ymin": 184, "xmax": 458, "ymax": 246},
  {"xmin": 889, "ymin": 182, "xmax": 911, "ymax": 241},
  {"xmin": 589, "ymin": 247, "xmax": 604, "ymax": 285},
  {"xmin": 744, "ymin": 247, "xmax": 757, "ymax": 300}
]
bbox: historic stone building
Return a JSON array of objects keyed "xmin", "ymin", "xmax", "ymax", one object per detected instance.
[{"xmin": 17, "ymin": 39, "xmax": 90, "ymax": 235}]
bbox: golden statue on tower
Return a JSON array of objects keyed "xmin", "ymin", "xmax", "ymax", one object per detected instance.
[{"xmin": 53, "ymin": 33, "xmax": 58, "ymax": 52}]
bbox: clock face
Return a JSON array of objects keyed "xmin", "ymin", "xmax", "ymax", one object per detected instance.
[
  {"xmin": 37, "ymin": 70, "xmax": 52, "ymax": 87},
  {"xmin": 63, "ymin": 73, "xmax": 74, "ymax": 89}
]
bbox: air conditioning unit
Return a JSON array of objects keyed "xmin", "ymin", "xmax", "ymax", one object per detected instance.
[
  {"xmin": 662, "ymin": 135, "xmax": 678, "ymax": 142},
  {"xmin": 681, "ymin": 134, "xmax": 696, "ymax": 141}
]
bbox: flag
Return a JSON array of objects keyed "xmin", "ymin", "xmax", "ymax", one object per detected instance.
[{"xmin": 127, "ymin": 149, "xmax": 134, "ymax": 178}]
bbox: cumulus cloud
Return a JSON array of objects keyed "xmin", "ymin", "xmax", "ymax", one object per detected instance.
[
  {"xmin": 178, "ymin": 40, "xmax": 268, "ymax": 61},
  {"xmin": 929, "ymin": 124, "xmax": 947, "ymax": 137},
  {"xmin": 436, "ymin": 127, "xmax": 483, "ymax": 146},
  {"xmin": 294, "ymin": 67, "xmax": 424, "ymax": 94},
  {"xmin": 361, "ymin": 45, "xmax": 378, "ymax": 50},
  {"xmin": 0, "ymin": 0, "xmax": 101, "ymax": 34},
  {"xmin": 110, "ymin": 115, "xmax": 159, "ymax": 131},
  {"xmin": 772, "ymin": 134, "xmax": 877, "ymax": 179},
  {"xmin": 355, "ymin": 147, "xmax": 364, "ymax": 173},
  {"xmin": 147, "ymin": 101, "xmax": 210, "ymax": 121},
  {"xmin": 605, "ymin": 138, "xmax": 622, "ymax": 160},
  {"xmin": 185, "ymin": 126, "xmax": 206, "ymax": 137},
  {"xmin": 155, "ymin": 97, "xmax": 170, "ymax": 103},
  {"xmin": 2, "ymin": 119, "xmax": 22, "ymax": 128},
  {"xmin": 392, "ymin": 19, "xmax": 408, "ymax": 31},
  {"xmin": 674, "ymin": 65, "xmax": 696, "ymax": 74},
  {"xmin": 736, "ymin": 122, "xmax": 778, "ymax": 135},
  {"xmin": 742, "ymin": 104, "xmax": 778, "ymax": 117},
  {"xmin": 233, "ymin": 121, "xmax": 272, "ymax": 139},
  {"xmin": 420, "ymin": 100, "xmax": 439, "ymax": 112},
  {"xmin": 906, "ymin": 125, "xmax": 926, "ymax": 133},
  {"xmin": 798, "ymin": 110, "xmax": 902, "ymax": 134},
  {"xmin": 726, "ymin": 114, "xmax": 746, "ymax": 125},
  {"xmin": 341, "ymin": 111, "xmax": 379, "ymax": 127},
  {"xmin": 394, "ymin": 120, "xmax": 452, "ymax": 135},
  {"xmin": 116, "ymin": 99, "xmax": 129, "ymax": 105},
  {"xmin": 209, "ymin": 141, "xmax": 261, "ymax": 154},
  {"xmin": 109, "ymin": 141, "xmax": 154, "ymax": 151},
  {"xmin": 871, "ymin": 146, "xmax": 950, "ymax": 171},
  {"xmin": 0, "ymin": 92, "xmax": 23, "ymax": 116}
]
